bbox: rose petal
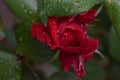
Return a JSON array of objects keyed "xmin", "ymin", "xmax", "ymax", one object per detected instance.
[
  {"xmin": 31, "ymin": 23, "xmax": 52, "ymax": 46},
  {"xmin": 48, "ymin": 17, "xmax": 60, "ymax": 46},
  {"xmin": 72, "ymin": 59, "xmax": 85, "ymax": 78},
  {"xmin": 76, "ymin": 9, "xmax": 96, "ymax": 24},
  {"xmin": 59, "ymin": 51, "xmax": 85, "ymax": 78},
  {"xmin": 81, "ymin": 38, "xmax": 99, "ymax": 62},
  {"xmin": 58, "ymin": 22, "xmax": 87, "ymax": 39},
  {"xmin": 59, "ymin": 46, "xmax": 80, "ymax": 54},
  {"xmin": 59, "ymin": 51, "xmax": 72, "ymax": 71}
]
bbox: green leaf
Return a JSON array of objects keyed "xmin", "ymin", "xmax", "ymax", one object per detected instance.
[
  {"xmin": 39, "ymin": 0, "xmax": 97, "ymax": 16},
  {"xmin": 49, "ymin": 71, "xmax": 80, "ymax": 80},
  {"xmin": 109, "ymin": 28, "xmax": 120, "ymax": 63},
  {"xmin": 34, "ymin": 42, "xmax": 56, "ymax": 63},
  {"xmin": 0, "ymin": 20, "xmax": 5, "ymax": 39},
  {"xmin": 4, "ymin": 28, "xmax": 17, "ymax": 48},
  {"xmin": 0, "ymin": 64, "xmax": 21, "ymax": 80},
  {"xmin": 4, "ymin": 0, "xmax": 37, "ymax": 22},
  {"xmin": 0, "ymin": 50, "xmax": 17, "ymax": 75},
  {"xmin": 0, "ymin": 50, "xmax": 21, "ymax": 80},
  {"xmin": 15, "ymin": 23, "xmax": 55, "ymax": 63},
  {"xmin": 82, "ymin": 60, "xmax": 106, "ymax": 80},
  {"xmin": 104, "ymin": 0, "xmax": 120, "ymax": 38}
]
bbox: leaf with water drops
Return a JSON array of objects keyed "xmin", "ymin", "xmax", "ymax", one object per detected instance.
[
  {"xmin": 4, "ymin": 0, "xmax": 37, "ymax": 22},
  {"xmin": 109, "ymin": 28, "xmax": 120, "ymax": 63},
  {"xmin": 0, "ymin": 50, "xmax": 17, "ymax": 75},
  {"xmin": 0, "ymin": 64, "xmax": 21, "ymax": 80},
  {"xmin": 104, "ymin": 0, "xmax": 120, "ymax": 38},
  {"xmin": 49, "ymin": 71, "xmax": 80, "ymax": 80},
  {"xmin": 39, "ymin": 0, "xmax": 97, "ymax": 16},
  {"xmin": 15, "ymin": 22, "xmax": 55, "ymax": 63},
  {"xmin": 0, "ymin": 19, "xmax": 5, "ymax": 40},
  {"xmin": 0, "ymin": 50, "xmax": 21, "ymax": 80}
]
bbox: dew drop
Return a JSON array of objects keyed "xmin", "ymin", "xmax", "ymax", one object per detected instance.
[
  {"xmin": 42, "ymin": 32, "xmax": 45, "ymax": 35},
  {"xmin": 71, "ymin": 9, "xmax": 74, "ymax": 13},
  {"xmin": 19, "ymin": 38, "xmax": 23, "ymax": 42},
  {"xmin": 58, "ymin": 0, "xmax": 61, "ymax": 3},
  {"xmin": 24, "ymin": 9, "xmax": 27, "ymax": 13},
  {"xmin": 40, "ymin": 12, "xmax": 43, "ymax": 16},
  {"xmin": 44, "ymin": 0, "xmax": 46, "ymax": 4},
  {"xmin": 21, "ymin": 4, "xmax": 25, "ymax": 8}
]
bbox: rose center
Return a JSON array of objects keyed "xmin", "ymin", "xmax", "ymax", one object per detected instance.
[{"xmin": 60, "ymin": 29, "xmax": 79, "ymax": 47}]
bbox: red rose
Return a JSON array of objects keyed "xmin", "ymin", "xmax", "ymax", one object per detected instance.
[{"xmin": 31, "ymin": 9, "xmax": 99, "ymax": 78}]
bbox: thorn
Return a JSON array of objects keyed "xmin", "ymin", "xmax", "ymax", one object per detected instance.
[
  {"xmin": 95, "ymin": 4, "xmax": 103, "ymax": 17},
  {"xmin": 95, "ymin": 50, "xmax": 105, "ymax": 60}
]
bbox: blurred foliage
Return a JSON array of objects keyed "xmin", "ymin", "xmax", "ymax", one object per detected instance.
[{"xmin": 109, "ymin": 28, "xmax": 120, "ymax": 63}]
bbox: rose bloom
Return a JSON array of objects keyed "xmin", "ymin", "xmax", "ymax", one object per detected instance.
[{"xmin": 31, "ymin": 9, "xmax": 99, "ymax": 78}]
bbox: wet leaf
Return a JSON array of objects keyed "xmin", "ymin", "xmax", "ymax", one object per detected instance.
[
  {"xmin": 109, "ymin": 28, "xmax": 120, "ymax": 63},
  {"xmin": 104, "ymin": 0, "xmax": 120, "ymax": 38},
  {"xmin": 0, "ymin": 50, "xmax": 21, "ymax": 80},
  {"xmin": 4, "ymin": 0, "xmax": 37, "ymax": 22},
  {"xmin": 15, "ymin": 22, "xmax": 55, "ymax": 63},
  {"xmin": 39, "ymin": 0, "xmax": 97, "ymax": 16}
]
